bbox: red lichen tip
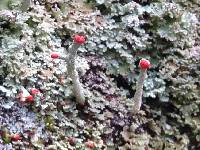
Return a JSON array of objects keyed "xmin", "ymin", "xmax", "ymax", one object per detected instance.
[
  {"xmin": 85, "ymin": 141, "xmax": 95, "ymax": 149},
  {"xmin": 73, "ymin": 35, "xmax": 86, "ymax": 45},
  {"xmin": 139, "ymin": 58, "xmax": 151, "ymax": 69},
  {"xmin": 51, "ymin": 53, "xmax": 60, "ymax": 59},
  {"xmin": 30, "ymin": 88, "xmax": 40, "ymax": 95},
  {"xmin": 68, "ymin": 137, "xmax": 77, "ymax": 146},
  {"xmin": 26, "ymin": 95, "xmax": 34, "ymax": 103},
  {"xmin": 11, "ymin": 133, "xmax": 21, "ymax": 141}
]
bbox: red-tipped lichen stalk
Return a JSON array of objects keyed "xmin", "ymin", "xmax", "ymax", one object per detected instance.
[
  {"xmin": 132, "ymin": 58, "xmax": 151, "ymax": 114},
  {"xmin": 50, "ymin": 35, "xmax": 86, "ymax": 105},
  {"xmin": 66, "ymin": 35, "xmax": 86, "ymax": 105}
]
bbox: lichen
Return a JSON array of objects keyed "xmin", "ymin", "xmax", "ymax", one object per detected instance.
[{"xmin": 0, "ymin": 0, "xmax": 199, "ymax": 149}]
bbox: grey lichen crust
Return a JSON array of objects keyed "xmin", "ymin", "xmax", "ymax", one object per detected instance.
[
  {"xmin": 0, "ymin": 0, "xmax": 199, "ymax": 149},
  {"xmin": 66, "ymin": 43, "xmax": 85, "ymax": 105}
]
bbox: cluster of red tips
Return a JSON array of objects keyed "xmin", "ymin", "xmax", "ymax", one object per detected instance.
[
  {"xmin": 73, "ymin": 35, "xmax": 86, "ymax": 45},
  {"xmin": 51, "ymin": 53, "xmax": 60, "ymax": 59},
  {"xmin": 85, "ymin": 141, "xmax": 95, "ymax": 149},
  {"xmin": 11, "ymin": 133, "xmax": 21, "ymax": 142},
  {"xmin": 139, "ymin": 58, "xmax": 151, "ymax": 69},
  {"xmin": 18, "ymin": 88, "xmax": 40, "ymax": 103}
]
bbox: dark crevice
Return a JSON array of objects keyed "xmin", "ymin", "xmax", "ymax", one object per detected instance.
[
  {"xmin": 97, "ymin": 4, "xmax": 110, "ymax": 15},
  {"xmin": 110, "ymin": 74, "xmax": 135, "ymax": 98},
  {"xmin": 179, "ymin": 125, "xmax": 199, "ymax": 149}
]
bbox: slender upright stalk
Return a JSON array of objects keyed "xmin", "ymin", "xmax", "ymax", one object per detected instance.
[
  {"xmin": 131, "ymin": 58, "xmax": 150, "ymax": 114},
  {"xmin": 51, "ymin": 35, "xmax": 86, "ymax": 105},
  {"xmin": 66, "ymin": 43, "xmax": 85, "ymax": 105},
  {"xmin": 131, "ymin": 69, "xmax": 147, "ymax": 114},
  {"xmin": 21, "ymin": 0, "xmax": 32, "ymax": 11}
]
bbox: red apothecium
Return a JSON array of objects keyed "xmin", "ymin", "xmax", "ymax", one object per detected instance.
[
  {"xmin": 139, "ymin": 58, "xmax": 151, "ymax": 69},
  {"xmin": 51, "ymin": 53, "xmax": 60, "ymax": 59},
  {"xmin": 73, "ymin": 35, "xmax": 86, "ymax": 45}
]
